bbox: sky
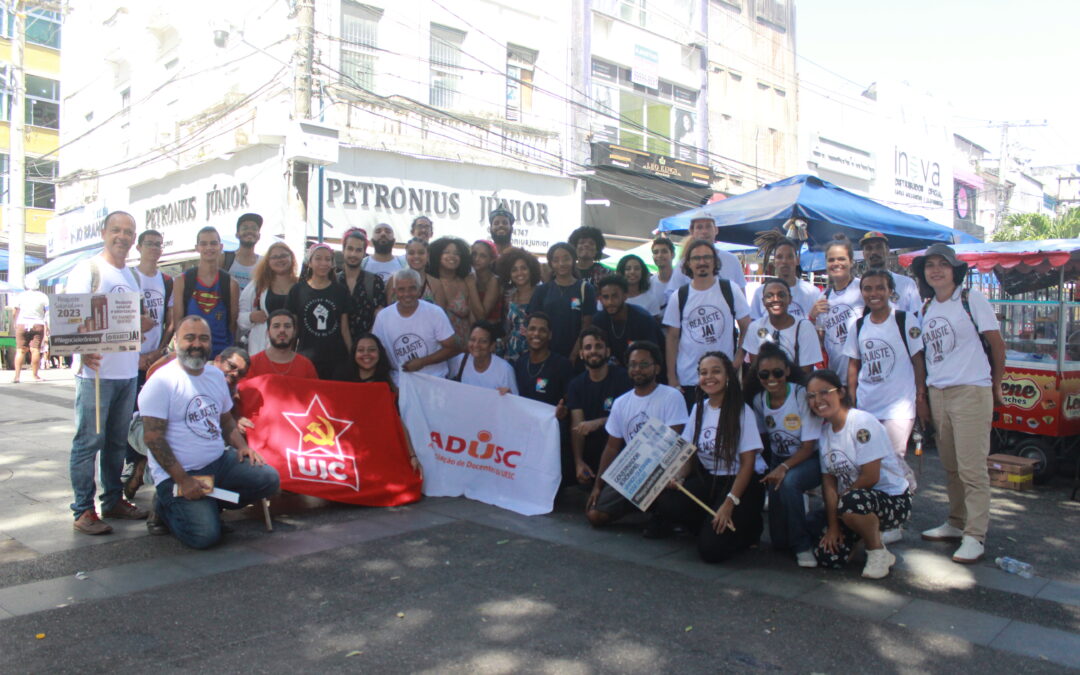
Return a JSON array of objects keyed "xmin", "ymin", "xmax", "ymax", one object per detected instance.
[{"xmin": 795, "ymin": 0, "xmax": 1080, "ymax": 168}]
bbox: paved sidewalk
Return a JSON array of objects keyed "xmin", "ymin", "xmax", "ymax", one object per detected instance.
[{"xmin": 1, "ymin": 370, "xmax": 1079, "ymax": 671}]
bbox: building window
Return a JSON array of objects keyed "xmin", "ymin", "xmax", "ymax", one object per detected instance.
[
  {"xmin": 506, "ymin": 45, "xmax": 537, "ymax": 122},
  {"xmin": 341, "ymin": 1, "xmax": 381, "ymax": 91},
  {"xmin": 25, "ymin": 74, "xmax": 60, "ymax": 129},
  {"xmin": 1, "ymin": 7, "xmax": 61, "ymax": 48},
  {"xmin": 590, "ymin": 59, "xmax": 697, "ymax": 159},
  {"xmin": 430, "ymin": 24, "xmax": 466, "ymax": 109},
  {"xmin": 754, "ymin": 0, "xmax": 788, "ymax": 31},
  {"xmin": 0, "ymin": 154, "xmax": 58, "ymax": 209}
]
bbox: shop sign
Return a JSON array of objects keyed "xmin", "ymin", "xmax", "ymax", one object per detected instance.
[{"xmin": 591, "ymin": 142, "xmax": 713, "ymax": 187}]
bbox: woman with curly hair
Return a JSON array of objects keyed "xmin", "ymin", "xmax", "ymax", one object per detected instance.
[
  {"xmin": 495, "ymin": 247, "xmax": 541, "ymax": 361},
  {"xmin": 427, "ymin": 236, "xmax": 477, "ymax": 348},
  {"xmin": 617, "ymin": 253, "xmax": 662, "ymax": 318},
  {"xmin": 468, "ymin": 239, "xmax": 503, "ymax": 323}
]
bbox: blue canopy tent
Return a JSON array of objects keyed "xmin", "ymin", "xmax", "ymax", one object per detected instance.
[
  {"xmin": 0, "ymin": 249, "xmax": 44, "ymax": 271},
  {"xmin": 31, "ymin": 247, "xmax": 103, "ymax": 287},
  {"xmin": 657, "ymin": 174, "xmax": 981, "ymax": 251}
]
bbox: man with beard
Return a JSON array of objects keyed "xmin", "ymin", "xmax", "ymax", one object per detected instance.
[
  {"xmin": 512, "ymin": 312, "xmax": 573, "ymax": 481},
  {"xmin": 245, "ymin": 310, "xmax": 318, "ymax": 379},
  {"xmin": 225, "ymin": 213, "xmax": 262, "ymax": 292},
  {"xmin": 410, "ymin": 215, "xmax": 434, "ymax": 243},
  {"xmin": 140, "ymin": 315, "xmax": 279, "ymax": 548},
  {"xmin": 591, "ymin": 275, "xmax": 664, "ymax": 369},
  {"xmin": 360, "ymin": 223, "xmax": 406, "ymax": 283},
  {"xmin": 860, "ymin": 231, "xmax": 922, "ymax": 315},
  {"xmin": 586, "ymin": 341, "xmax": 686, "ymax": 531},
  {"xmin": 668, "ymin": 217, "xmax": 748, "ymax": 292},
  {"xmin": 568, "ymin": 225, "xmax": 609, "ymax": 287},
  {"xmin": 489, "ymin": 208, "xmax": 515, "ymax": 256},
  {"xmin": 566, "ymin": 327, "xmax": 631, "ymax": 484},
  {"xmin": 338, "ymin": 227, "xmax": 386, "ymax": 337}
]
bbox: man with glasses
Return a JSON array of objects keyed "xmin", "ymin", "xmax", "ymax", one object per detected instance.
[
  {"xmin": 225, "ymin": 213, "xmax": 263, "ymax": 292},
  {"xmin": 173, "ymin": 227, "xmax": 239, "ymax": 358},
  {"xmin": 338, "ymin": 227, "xmax": 386, "ymax": 338},
  {"xmin": 586, "ymin": 341, "xmax": 687, "ymax": 533}
]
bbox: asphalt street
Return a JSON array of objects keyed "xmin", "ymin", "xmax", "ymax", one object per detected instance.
[{"xmin": 1, "ymin": 368, "xmax": 1079, "ymax": 673}]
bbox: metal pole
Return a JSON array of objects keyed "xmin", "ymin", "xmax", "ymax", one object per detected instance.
[
  {"xmin": 7, "ymin": 1, "xmax": 26, "ymax": 288},
  {"xmin": 1056, "ymin": 264, "xmax": 1066, "ymax": 373}
]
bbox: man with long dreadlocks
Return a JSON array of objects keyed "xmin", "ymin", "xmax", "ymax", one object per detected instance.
[{"xmin": 748, "ymin": 227, "xmax": 823, "ymax": 321}]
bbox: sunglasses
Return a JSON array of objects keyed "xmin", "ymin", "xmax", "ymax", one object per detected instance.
[
  {"xmin": 757, "ymin": 368, "xmax": 787, "ymax": 380},
  {"xmin": 806, "ymin": 387, "xmax": 840, "ymax": 401}
]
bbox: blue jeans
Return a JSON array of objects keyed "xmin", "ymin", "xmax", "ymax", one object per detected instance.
[
  {"xmin": 70, "ymin": 376, "xmax": 137, "ymax": 518},
  {"xmin": 154, "ymin": 448, "xmax": 280, "ymax": 549},
  {"xmin": 767, "ymin": 453, "xmax": 821, "ymax": 554}
]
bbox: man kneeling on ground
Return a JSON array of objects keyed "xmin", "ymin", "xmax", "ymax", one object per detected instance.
[{"xmin": 139, "ymin": 315, "xmax": 280, "ymax": 548}]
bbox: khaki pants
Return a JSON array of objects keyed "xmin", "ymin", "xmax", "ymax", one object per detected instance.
[{"xmin": 928, "ymin": 385, "xmax": 993, "ymax": 540}]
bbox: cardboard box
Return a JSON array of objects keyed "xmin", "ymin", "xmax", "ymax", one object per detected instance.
[{"xmin": 987, "ymin": 453, "xmax": 1039, "ymax": 491}]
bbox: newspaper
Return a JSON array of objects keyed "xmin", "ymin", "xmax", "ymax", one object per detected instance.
[
  {"xmin": 601, "ymin": 417, "xmax": 696, "ymax": 511},
  {"xmin": 48, "ymin": 292, "xmax": 141, "ymax": 356}
]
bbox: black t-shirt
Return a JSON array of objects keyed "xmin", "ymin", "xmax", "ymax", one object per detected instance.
[
  {"xmin": 526, "ymin": 280, "xmax": 597, "ymax": 358},
  {"xmin": 264, "ymin": 289, "xmax": 288, "ymax": 314},
  {"xmin": 565, "ymin": 366, "xmax": 632, "ymax": 468},
  {"xmin": 513, "ymin": 350, "xmax": 573, "ymax": 407},
  {"xmin": 286, "ymin": 280, "xmax": 353, "ymax": 363},
  {"xmin": 337, "ymin": 269, "xmax": 387, "ymax": 338},
  {"xmin": 591, "ymin": 304, "xmax": 665, "ymax": 368}
]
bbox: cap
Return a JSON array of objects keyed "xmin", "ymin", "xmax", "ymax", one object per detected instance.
[
  {"xmin": 488, "ymin": 208, "xmax": 515, "ymax": 225},
  {"xmin": 859, "ymin": 231, "xmax": 888, "ymax": 246},
  {"xmin": 236, "ymin": 213, "xmax": 263, "ymax": 229}
]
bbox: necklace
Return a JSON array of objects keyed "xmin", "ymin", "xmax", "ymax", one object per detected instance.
[
  {"xmin": 526, "ymin": 357, "xmax": 547, "ymax": 379},
  {"xmin": 610, "ymin": 317, "xmax": 627, "ymax": 341}
]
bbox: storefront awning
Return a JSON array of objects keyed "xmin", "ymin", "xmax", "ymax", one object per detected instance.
[
  {"xmin": 32, "ymin": 247, "xmax": 103, "ymax": 286},
  {"xmin": 0, "ymin": 249, "xmax": 44, "ymax": 272}
]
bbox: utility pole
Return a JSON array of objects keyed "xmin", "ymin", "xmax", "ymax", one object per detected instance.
[
  {"xmin": 989, "ymin": 119, "xmax": 1047, "ymax": 234},
  {"xmin": 287, "ymin": 0, "xmax": 315, "ymax": 253},
  {"xmin": 7, "ymin": 0, "xmax": 26, "ymax": 289}
]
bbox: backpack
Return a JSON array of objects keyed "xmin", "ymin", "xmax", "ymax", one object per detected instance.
[
  {"xmin": 678, "ymin": 279, "xmax": 738, "ymax": 346},
  {"xmin": 182, "ymin": 267, "xmax": 233, "ymax": 317},
  {"xmin": 921, "ymin": 288, "xmax": 992, "ymax": 362}
]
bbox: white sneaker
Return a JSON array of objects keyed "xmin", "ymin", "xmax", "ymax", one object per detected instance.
[
  {"xmin": 882, "ymin": 528, "xmax": 903, "ymax": 545},
  {"xmin": 952, "ymin": 536, "xmax": 984, "ymax": 564},
  {"xmin": 862, "ymin": 547, "xmax": 896, "ymax": 579},
  {"xmin": 796, "ymin": 550, "xmax": 818, "ymax": 568},
  {"xmin": 921, "ymin": 522, "xmax": 964, "ymax": 542}
]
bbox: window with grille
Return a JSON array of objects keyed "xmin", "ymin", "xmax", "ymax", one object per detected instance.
[
  {"xmin": 0, "ymin": 154, "xmax": 58, "ymax": 209},
  {"xmin": 430, "ymin": 24, "xmax": 466, "ymax": 109},
  {"xmin": 0, "ymin": 71, "xmax": 61, "ymax": 130},
  {"xmin": 0, "ymin": 7, "xmax": 61, "ymax": 48},
  {"xmin": 341, "ymin": 1, "xmax": 381, "ymax": 91}
]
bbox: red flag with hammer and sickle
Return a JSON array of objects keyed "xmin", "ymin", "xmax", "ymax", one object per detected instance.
[{"xmin": 238, "ymin": 375, "xmax": 422, "ymax": 506}]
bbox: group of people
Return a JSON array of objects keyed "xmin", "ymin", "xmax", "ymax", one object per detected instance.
[{"xmin": 62, "ymin": 208, "xmax": 1004, "ymax": 582}]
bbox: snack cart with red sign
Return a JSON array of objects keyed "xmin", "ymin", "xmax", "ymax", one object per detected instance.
[{"xmin": 900, "ymin": 240, "xmax": 1080, "ymax": 484}]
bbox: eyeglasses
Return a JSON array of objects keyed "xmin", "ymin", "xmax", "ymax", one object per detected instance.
[
  {"xmin": 806, "ymin": 387, "xmax": 839, "ymax": 400},
  {"xmin": 688, "ymin": 255, "xmax": 713, "ymax": 263},
  {"xmin": 757, "ymin": 368, "xmax": 786, "ymax": 380},
  {"xmin": 269, "ymin": 254, "xmax": 292, "ymax": 261},
  {"xmin": 628, "ymin": 361, "xmax": 655, "ymax": 370}
]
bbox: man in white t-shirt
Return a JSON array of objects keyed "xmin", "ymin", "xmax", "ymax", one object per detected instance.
[
  {"xmin": 11, "ymin": 276, "xmax": 49, "ymax": 383},
  {"xmin": 860, "ymin": 231, "xmax": 922, "ymax": 316},
  {"xmin": 586, "ymin": 341, "xmax": 687, "ymax": 530},
  {"xmin": 663, "ymin": 239, "xmax": 751, "ymax": 409},
  {"xmin": 66, "ymin": 211, "xmax": 150, "ymax": 534},
  {"xmin": 361, "ymin": 223, "xmax": 406, "ymax": 283},
  {"xmin": 372, "ymin": 268, "xmax": 459, "ymax": 381},
  {"xmin": 139, "ymin": 315, "xmax": 279, "ymax": 548},
  {"xmin": 665, "ymin": 217, "xmax": 748, "ymax": 294}
]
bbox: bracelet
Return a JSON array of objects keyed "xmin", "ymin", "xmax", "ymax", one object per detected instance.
[
  {"xmin": 725, "ymin": 493, "xmax": 741, "ymax": 506},
  {"xmin": 780, "ymin": 462, "xmax": 791, "ymax": 471}
]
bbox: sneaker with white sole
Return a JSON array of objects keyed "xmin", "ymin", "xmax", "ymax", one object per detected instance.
[
  {"xmin": 882, "ymin": 528, "xmax": 903, "ymax": 545},
  {"xmin": 796, "ymin": 550, "xmax": 818, "ymax": 568},
  {"xmin": 862, "ymin": 547, "xmax": 896, "ymax": 579},
  {"xmin": 921, "ymin": 522, "xmax": 963, "ymax": 542},
  {"xmin": 952, "ymin": 535, "xmax": 984, "ymax": 564}
]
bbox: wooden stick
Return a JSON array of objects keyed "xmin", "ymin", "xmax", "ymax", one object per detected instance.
[
  {"xmin": 673, "ymin": 483, "xmax": 736, "ymax": 532},
  {"xmin": 94, "ymin": 369, "xmax": 101, "ymax": 434},
  {"xmin": 261, "ymin": 498, "xmax": 274, "ymax": 532}
]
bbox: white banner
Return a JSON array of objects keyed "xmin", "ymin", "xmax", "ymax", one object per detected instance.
[{"xmin": 399, "ymin": 372, "xmax": 561, "ymax": 516}]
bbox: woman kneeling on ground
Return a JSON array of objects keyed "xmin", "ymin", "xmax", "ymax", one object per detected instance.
[
  {"xmin": 806, "ymin": 370, "xmax": 911, "ymax": 579},
  {"xmin": 652, "ymin": 351, "xmax": 765, "ymax": 563}
]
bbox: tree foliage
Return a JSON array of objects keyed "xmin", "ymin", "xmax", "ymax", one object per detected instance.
[{"xmin": 992, "ymin": 208, "xmax": 1080, "ymax": 242}]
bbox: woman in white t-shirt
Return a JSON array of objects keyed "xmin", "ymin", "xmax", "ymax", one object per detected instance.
[
  {"xmin": 806, "ymin": 370, "xmax": 911, "ymax": 579},
  {"xmin": 811, "ymin": 235, "xmax": 862, "ymax": 378},
  {"xmin": 746, "ymin": 342, "xmax": 821, "ymax": 568},
  {"xmin": 455, "ymin": 321, "xmax": 518, "ymax": 395},
  {"xmin": 844, "ymin": 270, "xmax": 927, "ymax": 508},
  {"xmin": 617, "ymin": 254, "xmax": 662, "ymax": 318},
  {"xmin": 910, "ymin": 243, "xmax": 1005, "ymax": 565},
  {"xmin": 652, "ymin": 351, "xmax": 765, "ymax": 563},
  {"xmin": 736, "ymin": 278, "xmax": 821, "ymax": 382}
]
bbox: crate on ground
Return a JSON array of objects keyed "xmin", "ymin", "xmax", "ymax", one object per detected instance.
[{"xmin": 987, "ymin": 453, "xmax": 1039, "ymax": 491}]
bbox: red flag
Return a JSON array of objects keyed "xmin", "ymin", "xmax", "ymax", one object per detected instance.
[{"xmin": 238, "ymin": 375, "xmax": 421, "ymax": 506}]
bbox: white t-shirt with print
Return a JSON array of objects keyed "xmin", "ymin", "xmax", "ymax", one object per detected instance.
[
  {"xmin": 66, "ymin": 257, "xmax": 141, "ymax": 380},
  {"xmin": 752, "ymin": 384, "xmax": 820, "ymax": 460},
  {"xmin": 921, "ymin": 287, "xmax": 996, "ymax": 388},
  {"xmin": 133, "ymin": 269, "xmax": 174, "ymax": 355},
  {"xmin": 889, "ymin": 271, "xmax": 922, "ymax": 316},
  {"xmin": 362, "ymin": 256, "xmax": 405, "ymax": 283},
  {"xmin": 460, "ymin": 354, "xmax": 519, "ymax": 394},
  {"xmin": 820, "ymin": 408, "xmax": 908, "ymax": 495},
  {"xmin": 741, "ymin": 315, "xmax": 822, "ymax": 367},
  {"xmin": 815, "ymin": 279, "xmax": 863, "ymax": 378},
  {"xmin": 138, "ymin": 360, "xmax": 232, "ymax": 485},
  {"xmin": 15, "ymin": 290, "xmax": 49, "ymax": 325},
  {"xmin": 843, "ymin": 309, "xmax": 923, "ymax": 420},
  {"xmin": 372, "ymin": 300, "xmax": 456, "ymax": 379},
  {"xmin": 662, "ymin": 279, "xmax": 751, "ymax": 385},
  {"xmin": 749, "ymin": 279, "xmax": 822, "ymax": 320},
  {"xmin": 604, "ymin": 384, "xmax": 687, "ymax": 443},
  {"xmin": 681, "ymin": 402, "xmax": 765, "ymax": 475}
]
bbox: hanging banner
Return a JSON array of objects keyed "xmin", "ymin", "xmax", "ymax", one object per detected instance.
[
  {"xmin": 398, "ymin": 373, "xmax": 561, "ymax": 516},
  {"xmin": 237, "ymin": 375, "xmax": 422, "ymax": 506}
]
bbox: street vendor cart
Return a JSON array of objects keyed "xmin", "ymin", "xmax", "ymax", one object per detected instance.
[{"xmin": 901, "ymin": 239, "xmax": 1080, "ymax": 484}]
